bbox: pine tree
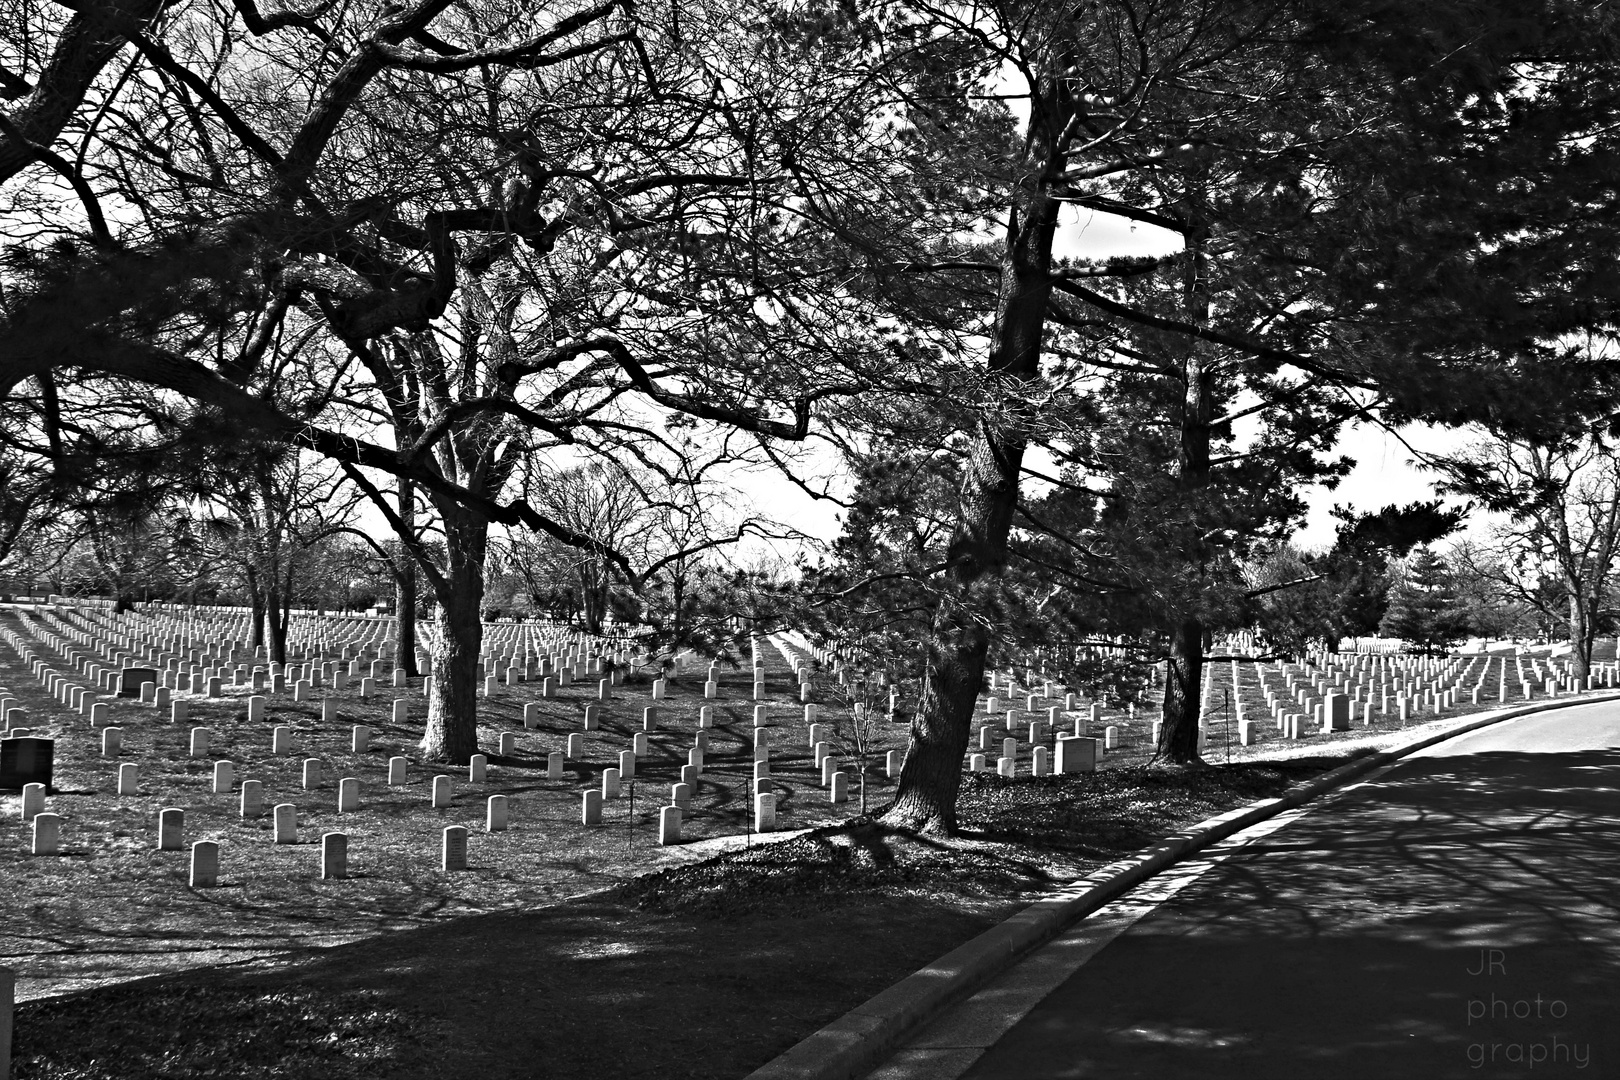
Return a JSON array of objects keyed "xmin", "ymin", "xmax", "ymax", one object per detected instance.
[{"xmin": 1380, "ymin": 549, "xmax": 1470, "ymax": 656}]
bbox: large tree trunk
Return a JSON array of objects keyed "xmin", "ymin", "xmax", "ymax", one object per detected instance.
[
  {"xmin": 1155, "ymin": 239, "xmax": 1213, "ymax": 765},
  {"xmin": 247, "ymin": 567, "xmax": 266, "ymax": 650},
  {"xmin": 420, "ymin": 504, "xmax": 486, "ymax": 763},
  {"xmin": 1568, "ymin": 591, "xmax": 1591, "ymax": 684},
  {"xmin": 881, "ymin": 114, "xmax": 1065, "ymax": 833},
  {"xmin": 581, "ymin": 563, "xmax": 606, "ymax": 635},
  {"xmin": 395, "ymin": 479, "xmax": 419, "ymax": 676},
  {"xmin": 265, "ymin": 582, "xmax": 288, "ymax": 664},
  {"xmin": 1160, "ymin": 617, "xmax": 1205, "ymax": 762}
]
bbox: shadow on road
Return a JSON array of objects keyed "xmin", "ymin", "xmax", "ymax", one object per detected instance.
[{"xmin": 962, "ymin": 749, "xmax": 1620, "ymax": 1080}]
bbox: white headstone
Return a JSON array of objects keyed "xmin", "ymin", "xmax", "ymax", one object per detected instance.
[
  {"xmin": 658, "ymin": 804, "xmax": 682, "ymax": 844},
  {"xmin": 486, "ymin": 794, "xmax": 509, "ymax": 832},
  {"xmin": 190, "ymin": 840, "xmax": 219, "ymax": 887},
  {"xmin": 442, "ymin": 825, "xmax": 468, "ymax": 871},
  {"xmin": 158, "ymin": 807, "xmax": 184, "ymax": 850},
  {"xmin": 273, "ymin": 802, "xmax": 297, "ymax": 843},
  {"xmin": 19, "ymin": 782, "xmax": 45, "ymax": 822},
  {"xmin": 240, "ymin": 780, "xmax": 263, "ymax": 818},
  {"xmin": 32, "ymin": 812, "xmax": 61, "ymax": 856}
]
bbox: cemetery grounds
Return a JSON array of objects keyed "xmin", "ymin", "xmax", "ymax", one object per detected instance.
[{"xmin": 2, "ymin": 603, "xmax": 1610, "ymax": 1079}]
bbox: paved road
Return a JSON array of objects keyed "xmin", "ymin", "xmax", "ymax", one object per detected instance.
[{"xmin": 868, "ymin": 702, "xmax": 1620, "ymax": 1080}]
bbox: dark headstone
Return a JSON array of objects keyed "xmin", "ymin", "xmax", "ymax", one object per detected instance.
[
  {"xmin": 118, "ymin": 667, "xmax": 157, "ymax": 698},
  {"xmin": 0, "ymin": 737, "xmax": 53, "ymax": 791}
]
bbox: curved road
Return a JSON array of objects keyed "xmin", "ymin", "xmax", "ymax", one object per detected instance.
[{"xmin": 868, "ymin": 701, "xmax": 1620, "ymax": 1080}]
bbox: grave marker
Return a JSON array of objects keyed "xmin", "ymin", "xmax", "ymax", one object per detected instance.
[
  {"xmin": 1055, "ymin": 736, "xmax": 1098, "ymax": 774},
  {"xmin": 442, "ymin": 825, "xmax": 468, "ymax": 871},
  {"xmin": 190, "ymin": 841, "xmax": 219, "ymax": 887},
  {"xmin": 118, "ymin": 667, "xmax": 156, "ymax": 698},
  {"xmin": 338, "ymin": 777, "xmax": 360, "ymax": 812},
  {"xmin": 658, "ymin": 805, "xmax": 681, "ymax": 844},
  {"xmin": 432, "ymin": 775, "xmax": 452, "ymax": 807},
  {"xmin": 117, "ymin": 762, "xmax": 138, "ymax": 795},
  {"xmin": 212, "ymin": 761, "xmax": 234, "ymax": 793},
  {"xmin": 240, "ymin": 780, "xmax": 263, "ymax": 818},
  {"xmin": 321, "ymin": 832, "xmax": 348, "ymax": 879},
  {"xmin": 0, "ymin": 738, "xmax": 51, "ymax": 792},
  {"xmin": 158, "ymin": 807, "xmax": 184, "ymax": 850},
  {"xmin": 487, "ymin": 794, "xmax": 509, "ymax": 832},
  {"xmin": 273, "ymin": 803, "xmax": 297, "ymax": 843}
]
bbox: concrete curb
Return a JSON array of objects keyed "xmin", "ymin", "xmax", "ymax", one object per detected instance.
[{"xmin": 743, "ymin": 690, "xmax": 1620, "ymax": 1080}]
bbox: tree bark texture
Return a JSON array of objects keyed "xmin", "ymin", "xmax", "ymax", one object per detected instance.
[
  {"xmin": 247, "ymin": 569, "xmax": 266, "ymax": 650},
  {"xmin": 881, "ymin": 124, "xmax": 1066, "ymax": 833},
  {"xmin": 1160, "ymin": 616, "xmax": 1205, "ymax": 762},
  {"xmin": 419, "ymin": 502, "xmax": 487, "ymax": 763},
  {"xmin": 1568, "ymin": 593, "xmax": 1591, "ymax": 684},
  {"xmin": 1155, "ymin": 240, "xmax": 1213, "ymax": 765},
  {"xmin": 395, "ymin": 479, "xmax": 419, "ymax": 676}
]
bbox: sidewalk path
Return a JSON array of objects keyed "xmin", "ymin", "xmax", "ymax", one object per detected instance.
[{"xmin": 866, "ymin": 700, "xmax": 1620, "ymax": 1080}]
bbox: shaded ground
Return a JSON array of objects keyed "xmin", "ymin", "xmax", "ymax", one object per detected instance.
[{"xmin": 9, "ymin": 759, "xmax": 1351, "ymax": 1080}]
